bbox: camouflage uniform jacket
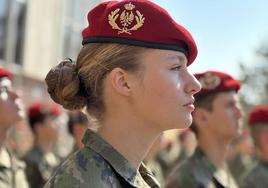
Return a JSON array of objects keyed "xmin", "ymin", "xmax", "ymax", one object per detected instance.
[
  {"xmin": 166, "ymin": 147, "xmax": 238, "ymax": 188},
  {"xmin": 227, "ymin": 154, "xmax": 254, "ymax": 184},
  {"xmin": 0, "ymin": 146, "xmax": 29, "ymax": 188},
  {"xmin": 23, "ymin": 147, "xmax": 60, "ymax": 188},
  {"xmin": 44, "ymin": 129, "xmax": 160, "ymax": 188},
  {"xmin": 240, "ymin": 159, "xmax": 268, "ymax": 188}
]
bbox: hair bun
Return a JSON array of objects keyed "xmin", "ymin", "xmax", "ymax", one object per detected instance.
[{"xmin": 45, "ymin": 59, "xmax": 87, "ymax": 110}]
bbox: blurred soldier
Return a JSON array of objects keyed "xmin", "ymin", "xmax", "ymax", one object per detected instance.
[
  {"xmin": 67, "ymin": 111, "xmax": 90, "ymax": 153},
  {"xmin": 227, "ymin": 129, "xmax": 255, "ymax": 184},
  {"xmin": 23, "ymin": 102, "xmax": 61, "ymax": 188},
  {"xmin": 167, "ymin": 70, "xmax": 242, "ymax": 188},
  {"xmin": 144, "ymin": 134, "xmax": 165, "ymax": 187},
  {"xmin": 0, "ymin": 67, "xmax": 29, "ymax": 188},
  {"xmin": 157, "ymin": 129, "xmax": 196, "ymax": 180},
  {"xmin": 176, "ymin": 128, "xmax": 196, "ymax": 164},
  {"xmin": 155, "ymin": 135, "xmax": 179, "ymax": 179},
  {"xmin": 240, "ymin": 105, "xmax": 268, "ymax": 188}
]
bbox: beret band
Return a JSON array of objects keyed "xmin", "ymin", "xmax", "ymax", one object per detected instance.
[{"xmin": 82, "ymin": 36, "xmax": 189, "ymax": 57}]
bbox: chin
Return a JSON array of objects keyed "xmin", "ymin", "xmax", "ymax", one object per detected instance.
[
  {"xmin": 177, "ymin": 118, "xmax": 192, "ymax": 129},
  {"xmin": 163, "ymin": 114, "xmax": 192, "ymax": 130}
]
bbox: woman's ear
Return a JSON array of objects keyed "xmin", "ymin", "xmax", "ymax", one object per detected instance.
[{"xmin": 108, "ymin": 68, "xmax": 132, "ymax": 96}]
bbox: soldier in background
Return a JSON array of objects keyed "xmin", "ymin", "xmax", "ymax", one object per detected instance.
[
  {"xmin": 175, "ymin": 128, "xmax": 196, "ymax": 165},
  {"xmin": 67, "ymin": 111, "xmax": 90, "ymax": 153},
  {"xmin": 156, "ymin": 129, "xmax": 196, "ymax": 180},
  {"xmin": 240, "ymin": 105, "xmax": 268, "ymax": 188},
  {"xmin": 167, "ymin": 70, "xmax": 242, "ymax": 188},
  {"xmin": 227, "ymin": 129, "xmax": 255, "ymax": 184},
  {"xmin": 0, "ymin": 67, "xmax": 29, "ymax": 188},
  {"xmin": 23, "ymin": 102, "xmax": 61, "ymax": 188},
  {"xmin": 144, "ymin": 134, "xmax": 165, "ymax": 187}
]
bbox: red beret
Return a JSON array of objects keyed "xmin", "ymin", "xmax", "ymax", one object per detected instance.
[
  {"xmin": 0, "ymin": 67, "xmax": 12, "ymax": 80},
  {"xmin": 28, "ymin": 102, "xmax": 61, "ymax": 119},
  {"xmin": 194, "ymin": 70, "xmax": 240, "ymax": 99},
  {"xmin": 82, "ymin": 0, "xmax": 197, "ymax": 65},
  {"xmin": 248, "ymin": 105, "xmax": 268, "ymax": 125}
]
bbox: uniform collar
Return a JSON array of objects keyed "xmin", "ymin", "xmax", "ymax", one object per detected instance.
[
  {"xmin": 193, "ymin": 147, "xmax": 235, "ymax": 187},
  {"xmin": 82, "ymin": 129, "xmax": 155, "ymax": 187},
  {"xmin": 193, "ymin": 147, "xmax": 217, "ymax": 174}
]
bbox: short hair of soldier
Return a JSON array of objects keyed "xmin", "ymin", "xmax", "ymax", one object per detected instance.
[
  {"xmin": 190, "ymin": 92, "xmax": 220, "ymax": 136},
  {"xmin": 28, "ymin": 112, "xmax": 52, "ymax": 131},
  {"xmin": 249, "ymin": 123, "xmax": 268, "ymax": 149},
  {"xmin": 68, "ymin": 112, "xmax": 89, "ymax": 135},
  {"xmin": 45, "ymin": 43, "xmax": 147, "ymax": 121}
]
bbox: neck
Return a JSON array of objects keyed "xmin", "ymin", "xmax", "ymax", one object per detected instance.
[
  {"xmin": 198, "ymin": 133, "xmax": 230, "ymax": 168},
  {"xmin": 75, "ymin": 138, "xmax": 84, "ymax": 149},
  {"xmin": 98, "ymin": 115, "xmax": 160, "ymax": 169},
  {"xmin": 35, "ymin": 135, "xmax": 54, "ymax": 154}
]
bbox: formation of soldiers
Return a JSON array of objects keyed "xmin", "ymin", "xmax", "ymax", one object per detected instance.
[{"xmin": 1, "ymin": 0, "xmax": 268, "ymax": 188}]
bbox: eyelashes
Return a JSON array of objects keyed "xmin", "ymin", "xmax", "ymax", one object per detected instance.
[{"xmin": 171, "ymin": 66, "xmax": 182, "ymax": 71}]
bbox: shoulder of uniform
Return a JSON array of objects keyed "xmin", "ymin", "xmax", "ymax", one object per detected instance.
[
  {"xmin": 240, "ymin": 162, "xmax": 267, "ymax": 187},
  {"xmin": 44, "ymin": 147, "xmax": 120, "ymax": 188}
]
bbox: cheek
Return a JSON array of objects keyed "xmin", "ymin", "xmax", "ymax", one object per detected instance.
[
  {"xmin": 0, "ymin": 99, "xmax": 17, "ymax": 116},
  {"xmin": 226, "ymin": 108, "xmax": 239, "ymax": 121},
  {"xmin": 144, "ymin": 71, "xmax": 183, "ymax": 100}
]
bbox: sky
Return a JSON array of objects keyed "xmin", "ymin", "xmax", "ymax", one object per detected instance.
[{"xmin": 152, "ymin": 0, "xmax": 268, "ymax": 78}]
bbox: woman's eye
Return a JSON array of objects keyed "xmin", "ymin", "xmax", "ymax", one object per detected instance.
[{"xmin": 171, "ymin": 66, "xmax": 182, "ymax": 71}]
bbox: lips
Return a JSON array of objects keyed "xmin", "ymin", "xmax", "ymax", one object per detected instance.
[
  {"xmin": 183, "ymin": 99, "xmax": 195, "ymax": 111},
  {"xmin": 183, "ymin": 98, "xmax": 195, "ymax": 107}
]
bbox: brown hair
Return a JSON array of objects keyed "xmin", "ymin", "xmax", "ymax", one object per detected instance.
[{"xmin": 45, "ymin": 43, "xmax": 147, "ymax": 120}]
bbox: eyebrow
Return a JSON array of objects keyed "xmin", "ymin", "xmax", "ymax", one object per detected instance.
[{"xmin": 166, "ymin": 55, "xmax": 187, "ymax": 65}]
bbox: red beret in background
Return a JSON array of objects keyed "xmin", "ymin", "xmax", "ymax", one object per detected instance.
[
  {"xmin": 82, "ymin": 0, "xmax": 197, "ymax": 65},
  {"xmin": 28, "ymin": 102, "xmax": 61, "ymax": 119},
  {"xmin": 0, "ymin": 67, "xmax": 12, "ymax": 80},
  {"xmin": 194, "ymin": 70, "xmax": 240, "ymax": 99},
  {"xmin": 248, "ymin": 105, "xmax": 268, "ymax": 125}
]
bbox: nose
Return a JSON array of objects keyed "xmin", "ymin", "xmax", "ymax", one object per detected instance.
[
  {"xmin": 185, "ymin": 73, "xmax": 202, "ymax": 95},
  {"xmin": 235, "ymin": 105, "xmax": 242, "ymax": 119},
  {"xmin": 9, "ymin": 90, "xmax": 19, "ymax": 101}
]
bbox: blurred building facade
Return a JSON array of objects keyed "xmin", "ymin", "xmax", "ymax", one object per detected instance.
[{"xmin": 0, "ymin": 0, "xmax": 101, "ymax": 105}]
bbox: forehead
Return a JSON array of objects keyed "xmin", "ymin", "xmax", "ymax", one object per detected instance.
[
  {"xmin": 0, "ymin": 78, "xmax": 12, "ymax": 88},
  {"xmin": 214, "ymin": 91, "xmax": 239, "ymax": 103},
  {"xmin": 140, "ymin": 49, "xmax": 187, "ymax": 63}
]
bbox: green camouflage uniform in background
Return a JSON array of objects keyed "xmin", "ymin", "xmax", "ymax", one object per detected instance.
[
  {"xmin": 166, "ymin": 147, "xmax": 238, "ymax": 188},
  {"xmin": 227, "ymin": 154, "xmax": 254, "ymax": 184},
  {"xmin": 240, "ymin": 159, "xmax": 268, "ymax": 188},
  {"xmin": 44, "ymin": 129, "xmax": 160, "ymax": 188},
  {"xmin": 0, "ymin": 146, "xmax": 29, "ymax": 188},
  {"xmin": 23, "ymin": 147, "xmax": 60, "ymax": 188}
]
